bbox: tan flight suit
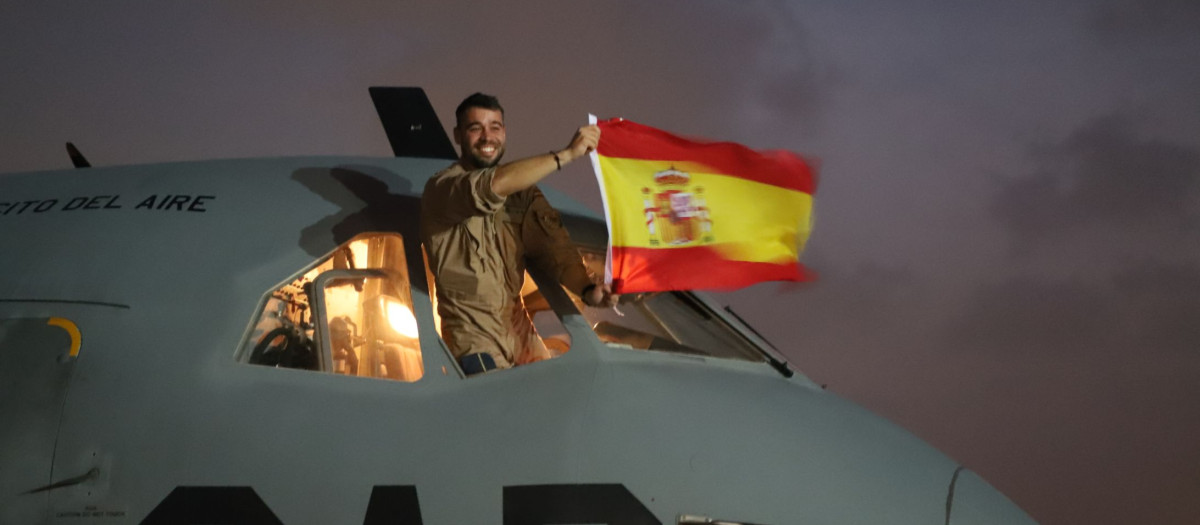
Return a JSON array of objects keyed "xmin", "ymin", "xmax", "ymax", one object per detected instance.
[{"xmin": 420, "ymin": 163, "xmax": 594, "ymax": 368}]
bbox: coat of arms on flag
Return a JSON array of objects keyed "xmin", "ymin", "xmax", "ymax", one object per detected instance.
[
  {"xmin": 588, "ymin": 115, "xmax": 817, "ymax": 294},
  {"xmin": 643, "ymin": 168, "xmax": 714, "ymax": 247}
]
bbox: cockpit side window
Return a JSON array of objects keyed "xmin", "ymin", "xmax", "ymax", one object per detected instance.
[
  {"xmin": 569, "ymin": 248, "xmax": 766, "ymax": 362},
  {"xmin": 237, "ymin": 233, "xmax": 424, "ymax": 381}
]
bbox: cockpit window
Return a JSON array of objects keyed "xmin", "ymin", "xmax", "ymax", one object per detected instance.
[
  {"xmin": 571, "ymin": 249, "xmax": 765, "ymax": 362},
  {"xmin": 237, "ymin": 233, "xmax": 423, "ymax": 381}
]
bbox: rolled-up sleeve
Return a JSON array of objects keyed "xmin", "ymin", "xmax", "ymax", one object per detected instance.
[{"xmin": 423, "ymin": 165, "xmax": 506, "ymax": 225}]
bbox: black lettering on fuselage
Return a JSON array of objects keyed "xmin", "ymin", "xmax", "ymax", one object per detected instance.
[
  {"xmin": 504, "ymin": 484, "xmax": 660, "ymax": 525},
  {"xmin": 363, "ymin": 486, "xmax": 424, "ymax": 525},
  {"xmin": 80, "ymin": 195, "xmax": 122, "ymax": 209},
  {"xmin": 16, "ymin": 200, "xmax": 38, "ymax": 214},
  {"xmin": 63, "ymin": 197, "xmax": 88, "ymax": 211},
  {"xmin": 4, "ymin": 194, "xmax": 207, "ymax": 216},
  {"xmin": 141, "ymin": 487, "xmax": 282, "ymax": 525},
  {"xmin": 136, "ymin": 194, "xmax": 214, "ymax": 212},
  {"xmin": 1, "ymin": 200, "xmax": 68, "ymax": 214},
  {"xmin": 135, "ymin": 195, "xmax": 157, "ymax": 210},
  {"xmin": 165, "ymin": 195, "xmax": 190, "ymax": 211},
  {"xmin": 188, "ymin": 195, "xmax": 215, "ymax": 212},
  {"xmin": 142, "ymin": 484, "xmax": 667, "ymax": 525}
]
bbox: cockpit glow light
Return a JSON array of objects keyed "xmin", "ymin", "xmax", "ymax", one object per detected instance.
[{"xmin": 384, "ymin": 299, "xmax": 419, "ymax": 338}]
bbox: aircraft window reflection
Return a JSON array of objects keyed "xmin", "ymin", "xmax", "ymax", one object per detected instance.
[
  {"xmin": 571, "ymin": 249, "xmax": 764, "ymax": 362},
  {"xmin": 239, "ymin": 233, "xmax": 423, "ymax": 381}
]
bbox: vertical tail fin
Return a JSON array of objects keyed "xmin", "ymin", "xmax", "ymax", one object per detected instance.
[{"xmin": 369, "ymin": 87, "xmax": 457, "ymax": 160}]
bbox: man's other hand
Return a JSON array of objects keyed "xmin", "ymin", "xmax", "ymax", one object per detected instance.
[{"xmin": 584, "ymin": 282, "xmax": 619, "ymax": 308}]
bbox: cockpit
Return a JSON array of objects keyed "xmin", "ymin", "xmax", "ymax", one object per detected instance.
[{"xmin": 236, "ymin": 230, "xmax": 772, "ymax": 381}]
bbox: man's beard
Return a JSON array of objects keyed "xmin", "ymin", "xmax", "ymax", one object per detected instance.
[{"xmin": 463, "ymin": 143, "xmax": 505, "ymax": 169}]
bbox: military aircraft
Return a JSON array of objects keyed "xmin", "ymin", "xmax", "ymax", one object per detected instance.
[{"xmin": 0, "ymin": 88, "xmax": 1037, "ymax": 524}]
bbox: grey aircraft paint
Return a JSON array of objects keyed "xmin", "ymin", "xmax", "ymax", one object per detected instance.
[{"xmin": 0, "ymin": 97, "xmax": 1036, "ymax": 524}]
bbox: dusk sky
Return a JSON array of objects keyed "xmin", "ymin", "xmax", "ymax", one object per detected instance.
[{"xmin": 3, "ymin": 2, "xmax": 1199, "ymax": 523}]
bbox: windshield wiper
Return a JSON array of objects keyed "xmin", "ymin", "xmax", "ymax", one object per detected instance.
[{"xmin": 723, "ymin": 305, "xmax": 793, "ymax": 378}]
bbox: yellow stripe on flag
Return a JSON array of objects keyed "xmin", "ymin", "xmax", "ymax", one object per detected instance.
[{"xmin": 597, "ymin": 156, "xmax": 813, "ymax": 264}]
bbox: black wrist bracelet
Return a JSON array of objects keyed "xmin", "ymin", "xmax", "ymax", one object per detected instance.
[{"xmin": 550, "ymin": 151, "xmax": 562, "ymax": 171}]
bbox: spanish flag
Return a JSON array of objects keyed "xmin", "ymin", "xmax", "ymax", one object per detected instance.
[{"xmin": 589, "ymin": 116, "xmax": 817, "ymax": 294}]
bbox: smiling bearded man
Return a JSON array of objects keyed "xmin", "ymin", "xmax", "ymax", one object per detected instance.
[{"xmin": 420, "ymin": 92, "xmax": 618, "ymax": 375}]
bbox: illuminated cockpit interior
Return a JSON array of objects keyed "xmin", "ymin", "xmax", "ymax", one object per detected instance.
[
  {"xmin": 238, "ymin": 232, "xmax": 769, "ymax": 381},
  {"xmin": 238, "ymin": 233, "xmax": 423, "ymax": 381}
]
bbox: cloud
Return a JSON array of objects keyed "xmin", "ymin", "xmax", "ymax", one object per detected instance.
[
  {"xmin": 945, "ymin": 260, "xmax": 1200, "ymax": 358},
  {"xmin": 1109, "ymin": 260, "xmax": 1200, "ymax": 353},
  {"xmin": 0, "ymin": 0, "xmax": 838, "ymax": 175},
  {"xmin": 1088, "ymin": 0, "xmax": 1200, "ymax": 44},
  {"xmin": 945, "ymin": 276, "xmax": 1119, "ymax": 357},
  {"xmin": 719, "ymin": 257, "xmax": 937, "ymax": 390},
  {"xmin": 730, "ymin": 1, "xmax": 835, "ymax": 140},
  {"xmin": 992, "ymin": 114, "xmax": 1200, "ymax": 248},
  {"xmin": 561, "ymin": 0, "xmax": 835, "ymax": 143}
]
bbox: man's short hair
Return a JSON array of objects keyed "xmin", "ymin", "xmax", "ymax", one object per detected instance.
[{"xmin": 455, "ymin": 93, "xmax": 504, "ymax": 127}]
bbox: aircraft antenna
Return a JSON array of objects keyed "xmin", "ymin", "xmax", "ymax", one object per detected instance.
[
  {"xmin": 369, "ymin": 87, "xmax": 458, "ymax": 160},
  {"xmin": 65, "ymin": 142, "xmax": 91, "ymax": 168}
]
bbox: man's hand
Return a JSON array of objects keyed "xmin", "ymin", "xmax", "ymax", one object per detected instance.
[
  {"xmin": 561, "ymin": 125, "xmax": 600, "ymax": 163},
  {"xmin": 583, "ymin": 282, "xmax": 619, "ymax": 308},
  {"xmin": 491, "ymin": 125, "xmax": 601, "ymax": 197}
]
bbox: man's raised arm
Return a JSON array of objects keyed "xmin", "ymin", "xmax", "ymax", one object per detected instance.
[{"xmin": 490, "ymin": 125, "xmax": 600, "ymax": 197}]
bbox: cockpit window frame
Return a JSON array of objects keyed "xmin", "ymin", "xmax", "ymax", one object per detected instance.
[
  {"xmin": 234, "ymin": 232, "xmax": 429, "ymax": 382},
  {"xmin": 310, "ymin": 268, "xmax": 390, "ymax": 374}
]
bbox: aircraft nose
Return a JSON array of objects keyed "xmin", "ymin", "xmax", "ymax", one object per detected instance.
[{"xmin": 945, "ymin": 467, "xmax": 1037, "ymax": 524}]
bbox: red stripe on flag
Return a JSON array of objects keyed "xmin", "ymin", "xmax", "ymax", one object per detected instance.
[
  {"xmin": 596, "ymin": 118, "xmax": 816, "ymax": 194},
  {"xmin": 610, "ymin": 246, "xmax": 815, "ymax": 294}
]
